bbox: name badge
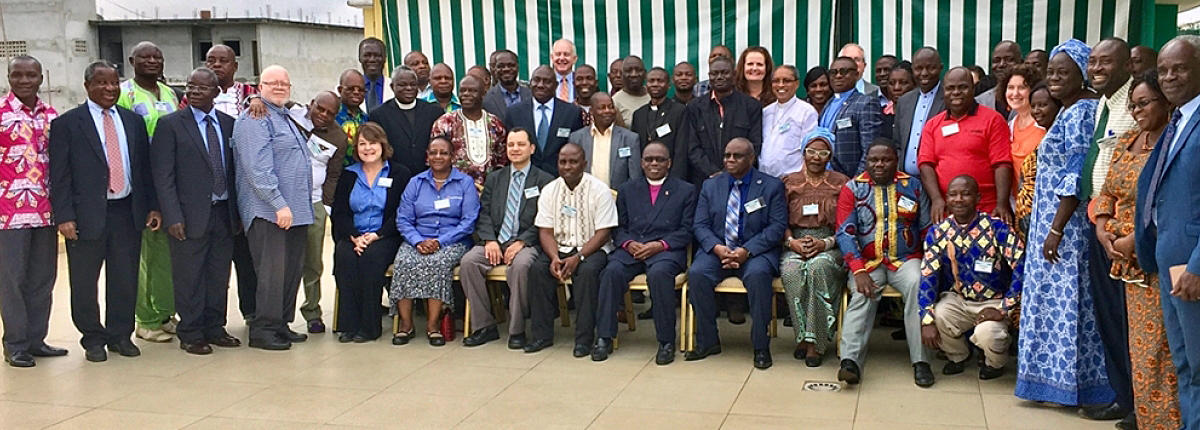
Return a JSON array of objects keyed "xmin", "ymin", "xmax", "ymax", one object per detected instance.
[
  {"xmin": 561, "ymin": 205, "xmax": 578, "ymax": 217},
  {"xmin": 974, "ymin": 258, "xmax": 995, "ymax": 274},
  {"xmin": 802, "ymin": 203, "xmax": 819, "ymax": 216},
  {"xmin": 524, "ymin": 187, "xmax": 540, "ymax": 198},
  {"xmin": 556, "ymin": 127, "xmax": 571, "ymax": 138},
  {"xmin": 154, "ymin": 101, "xmax": 173, "ymax": 112},
  {"xmin": 779, "ymin": 121, "xmax": 791, "ymax": 134},
  {"xmin": 377, "ymin": 177, "xmax": 393, "ymax": 188},
  {"xmin": 618, "ymin": 147, "xmax": 632, "ymax": 158},
  {"xmin": 898, "ymin": 196, "xmax": 916, "ymax": 211},
  {"xmin": 941, "ymin": 123, "xmax": 960, "ymax": 137},
  {"xmin": 836, "ymin": 118, "xmax": 852, "ymax": 130},
  {"xmin": 434, "ymin": 199, "xmax": 451, "ymax": 210},
  {"xmin": 655, "ymin": 124, "xmax": 671, "ymax": 137},
  {"xmin": 744, "ymin": 197, "xmax": 764, "ymax": 213}
]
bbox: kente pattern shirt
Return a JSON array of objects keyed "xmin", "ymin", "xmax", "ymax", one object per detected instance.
[{"xmin": 918, "ymin": 212, "xmax": 1025, "ymax": 325}]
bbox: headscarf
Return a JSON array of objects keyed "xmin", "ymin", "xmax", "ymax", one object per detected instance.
[
  {"xmin": 805, "ymin": 127, "xmax": 836, "ymax": 148},
  {"xmin": 1050, "ymin": 38, "xmax": 1091, "ymax": 84}
]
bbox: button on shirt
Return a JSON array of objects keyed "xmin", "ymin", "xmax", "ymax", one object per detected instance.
[
  {"xmin": 397, "ymin": 168, "xmax": 480, "ymax": 247},
  {"xmin": 347, "ymin": 162, "xmax": 390, "ymax": 233},
  {"xmin": 904, "ymin": 83, "xmax": 941, "ymax": 176},
  {"xmin": 192, "ymin": 106, "xmax": 229, "ymax": 201},
  {"xmin": 233, "ymin": 102, "xmax": 315, "ymax": 227},
  {"xmin": 761, "ymin": 98, "xmax": 819, "ymax": 177},
  {"xmin": 535, "ymin": 173, "xmax": 619, "ymax": 254},
  {"xmin": 503, "ymin": 87, "xmax": 523, "ymax": 107},
  {"xmin": 87, "ymin": 100, "xmax": 132, "ymax": 199},
  {"xmin": 534, "ymin": 99, "xmax": 555, "ymax": 133},
  {"xmin": 0, "ymin": 92, "xmax": 57, "ymax": 229},
  {"xmin": 590, "ymin": 125, "xmax": 614, "ymax": 185}
]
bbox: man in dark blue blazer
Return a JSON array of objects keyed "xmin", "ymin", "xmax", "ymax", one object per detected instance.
[
  {"xmin": 1135, "ymin": 37, "xmax": 1200, "ymax": 429},
  {"xmin": 592, "ymin": 143, "xmax": 696, "ymax": 364},
  {"xmin": 686, "ymin": 138, "xmax": 787, "ymax": 369},
  {"xmin": 823, "ymin": 56, "xmax": 884, "ymax": 177},
  {"xmin": 503, "ymin": 65, "xmax": 585, "ymax": 176}
]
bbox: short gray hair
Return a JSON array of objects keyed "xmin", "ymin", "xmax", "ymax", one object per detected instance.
[{"xmin": 84, "ymin": 60, "xmax": 117, "ymax": 83}]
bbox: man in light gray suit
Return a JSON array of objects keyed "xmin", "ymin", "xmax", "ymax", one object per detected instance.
[
  {"xmin": 569, "ymin": 92, "xmax": 641, "ymax": 190},
  {"xmin": 893, "ymin": 47, "xmax": 946, "ymax": 178},
  {"xmin": 483, "ymin": 50, "xmax": 532, "ymax": 119}
]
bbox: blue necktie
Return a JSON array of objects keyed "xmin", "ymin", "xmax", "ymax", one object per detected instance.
[
  {"xmin": 725, "ymin": 180, "xmax": 742, "ymax": 247},
  {"xmin": 537, "ymin": 105, "xmax": 550, "ymax": 150},
  {"xmin": 1144, "ymin": 110, "xmax": 1182, "ymax": 228},
  {"xmin": 499, "ymin": 170, "xmax": 524, "ymax": 243}
]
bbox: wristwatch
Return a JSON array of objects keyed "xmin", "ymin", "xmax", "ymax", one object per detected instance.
[{"xmin": 578, "ymin": 252, "xmax": 587, "ymax": 262}]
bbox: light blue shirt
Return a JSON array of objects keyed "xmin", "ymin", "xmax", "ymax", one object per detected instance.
[
  {"xmin": 533, "ymin": 98, "xmax": 555, "ymax": 132},
  {"xmin": 397, "ymin": 168, "xmax": 480, "ymax": 247},
  {"xmin": 904, "ymin": 82, "xmax": 941, "ymax": 176},
  {"xmin": 347, "ymin": 162, "xmax": 390, "ymax": 234},
  {"xmin": 192, "ymin": 106, "xmax": 229, "ymax": 201},
  {"xmin": 87, "ymin": 100, "xmax": 132, "ymax": 199},
  {"xmin": 1170, "ymin": 93, "xmax": 1200, "ymax": 156},
  {"xmin": 555, "ymin": 72, "xmax": 575, "ymax": 103},
  {"xmin": 819, "ymin": 89, "xmax": 857, "ymax": 129}
]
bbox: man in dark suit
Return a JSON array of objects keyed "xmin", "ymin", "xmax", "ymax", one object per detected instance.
[
  {"xmin": 483, "ymin": 50, "xmax": 531, "ymax": 119},
  {"xmin": 1136, "ymin": 36, "xmax": 1200, "ymax": 430},
  {"xmin": 821, "ymin": 56, "xmax": 885, "ymax": 177},
  {"xmin": 631, "ymin": 67, "xmax": 688, "ymax": 180},
  {"xmin": 367, "ymin": 67, "xmax": 444, "ymax": 176},
  {"xmin": 684, "ymin": 56, "xmax": 763, "ymax": 184},
  {"xmin": 592, "ymin": 142, "xmax": 696, "ymax": 364},
  {"xmin": 151, "ymin": 68, "xmax": 241, "ymax": 355},
  {"xmin": 504, "ymin": 65, "xmax": 586, "ymax": 176},
  {"xmin": 685, "ymin": 138, "xmax": 787, "ymax": 369},
  {"xmin": 460, "ymin": 127, "xmax": 555, "ymax": 348},
  {"xmin": 893, "ymin": 47, "xmax": 945, "ymax": 177},
  {"xmin": 49, "ymin": 60, "xmax": 159, "ymax": 362},
  {"xmin": 569, "ymin": 92, "xmax": 642, "ymax": 190}
]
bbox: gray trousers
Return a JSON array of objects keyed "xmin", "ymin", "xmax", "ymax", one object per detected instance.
[
  {"xmin": 246, "ymin": 218, "xmax": 308, "ymax": 341},
  {"xmin": 459, "ymin": 243, "xmax": 538, "ymax": 335},
  {"xmin": 300, "ymin": 202, "xmax": 326, "ymax": 322},
  {"xmin": 0, "ymin": 227, "xmax": 57, "ymax": 352},
  {"xmin": 838, "ymin": 258, "xmax": 930, "ymax": 367}
]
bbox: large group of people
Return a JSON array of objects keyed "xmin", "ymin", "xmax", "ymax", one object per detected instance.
[{"xmin": 2, "ymin": 31, "xmax": 1198, "ymax": 430}]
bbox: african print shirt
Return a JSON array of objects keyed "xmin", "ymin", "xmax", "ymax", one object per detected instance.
[
  {"xmin": 0, "ymin": 93, "xmax": 56, "ymax": 229},
  {"xmin": 429, "ymin": 110, "xmax": 508, "ymax": 186},
  {"xmin": 836, "ymin": 171, "xmax": 931, "ymax": 274},
  {"xmin": 420, "ymin": 92, "xmax": 462, "ymax": 113},
  {"xmin": 335, "ymin": 103, "xmax": 367, "ymax": 162},
  {"xmin": 918, "ymin": 212, "xmax": 1024, "ymax": 324}
]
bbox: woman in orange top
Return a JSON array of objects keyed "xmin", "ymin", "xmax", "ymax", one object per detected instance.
[{"xmin": 1001, "ymin": 64, "xmax": 1044, "ymax": 171}]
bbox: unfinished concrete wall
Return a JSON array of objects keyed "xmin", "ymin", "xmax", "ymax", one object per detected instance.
[
  {"xmin": 118, "ymin": 25, "xmax": 193, "ymax": 85},
  {"xmin": 0, "ymin": 0, "xmax": 98, "ymax": 110},
  {"xmin": 255, "ymin": 23, "xmax": 360, "ymax": 102}
]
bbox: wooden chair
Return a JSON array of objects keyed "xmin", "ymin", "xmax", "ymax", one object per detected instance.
[
  {"xmin": 833, "ymin": 283, "xmax": 903, "ymax": 356},
  {"xmin": 681, "ymin": 277, "xmax": 786, "ymax": 351},
  {"xmin": 618, "ymin": 273, "xmax": 688, "ymax": 350}
]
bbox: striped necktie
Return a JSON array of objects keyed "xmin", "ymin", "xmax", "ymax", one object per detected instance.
[
  {"xmin": 725, "ymin": 180, "xmax": 742, "ymax": 247},
  {"xmin": 499, "ymin": 170, "xmax": 524, "ymax": 243},
  {"xmin": 1144, "ymin": 110, "xmax": 1182, "ymax": 228}
]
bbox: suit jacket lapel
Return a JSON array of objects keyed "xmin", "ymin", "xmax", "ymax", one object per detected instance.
[
  {"xmin": 495, "ymin": 166, "xmax": 512, "ymax": 220},
  {"xmin": 1166, "ymin": 111, "xmax": 1200, "ymax": 173},
  {"xmin": 646, "ymin": 179, "xmax": 670, "ymax": 224},
  {"xmin": 80, "ymin": 105, "xmax": 107, "ymax": 162},
  {"xmin": 183, "ymin": 112, "xmax": 213, "ymax": 169}
]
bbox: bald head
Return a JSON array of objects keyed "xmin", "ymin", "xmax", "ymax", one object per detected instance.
[
  {"xmin": 724, "ymin": 137, "xmax": 755, "ymax": 176},
  {"xmin": 552, "ymin": 39, "xmax": 577, "ymax": 75},
  {"xmin": 259, "ymin": 65, "xmax": 291, "ymax": 105},
  {"xmin": 205, "ymin": 44, "xmax": 238, "ymax": 85},
  {"xmin": 991, "ymin": 40, "xmax": 1023, "ymax": 79},
  {"xmin": 338, "ymin": 68, "xmax": 366, "ymax": 109},
  {"xmin": 129, "ymin": 41, "xmax": 163, "ymax": 80}
]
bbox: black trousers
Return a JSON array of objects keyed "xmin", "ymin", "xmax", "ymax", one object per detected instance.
[
  {"xmin": 333, "ymin": 235, "xmax": 401, "ymax": 340},
  {"xmin": 246, "ymin": 218, "xmax": 307, "ymax": 341},
  {"xmin": 1088, "ymin": 230, "xmax": 1133, "ymax": 411},
  {"xmin": 66, "ymin": 198, "xmax": 141, "ymax": 349},
  {"xmin": 596, "ymin": 255, "xmax": 683, "ymax": 343},
  {"xmin": 528, "ymin": 250, "xmax": 608, "ymax": 346},
  {"xmin": 168, "ymin": 202, "xmax": 234, "ymax": 344},
  {"xmin": 0, "ymin": 227, "xmax": 58, "ymax": 352},
  {"xmin": 233, "ymin": 231, "xmax": 257, "ymax": 319}
]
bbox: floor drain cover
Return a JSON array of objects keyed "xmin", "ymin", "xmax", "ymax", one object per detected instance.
[{"xmin": 802, "ymin": 380, "xmax": 843, "ymax": 392}]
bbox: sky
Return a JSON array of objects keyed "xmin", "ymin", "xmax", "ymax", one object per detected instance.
[{"xmin": 96, "ymin": 0, "xmax": 363, "ymax": 27}]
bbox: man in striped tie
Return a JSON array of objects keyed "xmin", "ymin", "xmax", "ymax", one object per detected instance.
[
  {"xmin": 551, "ymin": 39, "xmax": 577, "ymax": 103},
  {"xmin": 685, "ymin": 138, "xmax": 787, "ymax": 369},
  {"xmin": 460, "ymin": 127, "xmax": 555, "ymax": 348}
]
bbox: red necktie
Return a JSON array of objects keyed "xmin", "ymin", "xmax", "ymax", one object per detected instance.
[{"xmin": 103, "ymin": 110, "xmax": 126, "ymax": 194}]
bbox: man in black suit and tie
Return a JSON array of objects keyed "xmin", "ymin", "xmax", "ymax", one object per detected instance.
[
  {"xmin": 483, "ymin": 50, "xmax": 531, "ymax": 119},
  {"xmin": 592, "ymin": 142, "xmax": 696, "ymax": 364},
  {"xmin": 367, "ymin": 67, "xmax": 444, "ymax": 176},
  {"xmin": 631, "ymin": 68, "xmax": 689, "ymax": 180},
  {"xmin": 151, "ymin": 68, "xmax": 242, "ymax": 355},
  {"xmin": 685, "ymin": 138, "xmax": 787, "ymax": 369},
  {"xmin": 893, "ymin": 47, "xmax": 946, "ymax": 177},
  {"xmin": 504, "ymin": 65, "xmax": 586, "ymax": 176},
  {"xmin": 49, "ymin": 60, "xmax": 160, "ymax": 362}
]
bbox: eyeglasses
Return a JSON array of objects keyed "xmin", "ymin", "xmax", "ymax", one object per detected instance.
[
  {"xmin": 642, "ymin": 156, "xmax": 669, "ymax": 163},
  {"xmin": 805, "ymin": 148, "xmax": 832, "ymax": 158},
  {"xmin": 261, "ymin": 81, "xmax": 291, "ymax": 88},
  {"xmin": 185, "ymin": 84, "xmax": 212, "ymax": 92},
  {"xmin": 723, "ymin": 152, "xmax": 748, "ymax": 160},
  {"xmin": 771, "ymin": 77, "xmax": 798, "ymax": 84},
  {"xmin": 829, "ymin": 67, "xmax": 856, "ymax": 77},
  {"xmin": 1128, "ymin": 97, "xmax": 1160, "ymax": 111}
]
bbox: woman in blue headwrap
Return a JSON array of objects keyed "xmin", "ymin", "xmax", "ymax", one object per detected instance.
[
  {"xmin": 779, "ymin": 128, "xmax": 850, "ymax": 366},
  {"xmin": 1016, "ymin": 38, "xmax": 1116, "ymax": 407}
]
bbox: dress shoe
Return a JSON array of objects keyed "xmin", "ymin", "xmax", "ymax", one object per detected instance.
[
  {"xmin": 248, "ymin": 336, "xmax": 291, "ymax": 351},
  {"xmin": 180, "ymin": 341, "xmax": 213, "ymax": 355},
  {"xmin": 135, "ymin": 326, "xmax": 173, "ymax": 343},
  {"xmin": 392, "ymin": 330, "xmax": 413, "ymax": 345},
  {"xmin": 523, "ymin": 338, "xmax": 553, "ymax": 353},
  {"xmin": 283, "ymin": 329, "xmax": 308, "ymax": 343},
  {"xmin": 891, "ymin": 329, "xmax": 906, "ymax": 341},
  {"xmin": 29, "ymin": 344, "xmax": 68, "ymax": 357},
  {"xmin": 307, "ymin": 319, "xmax": 326, "ymax": 334},
  {"xmin": 1079, "ymin": 403, "xmax": 1127, "ymax": 420},
  {"xmin": 753, "ymin": 349, "xmax": 773, "ymax": 369},
  {"xmin": 782, "ymin": 314, "xmax": 793, "ymax": 327},
  {"xmin": 913, "ymin": 362, "xmax": 935, "ymax": 387},
  {"xmin": 161, "ymin": 317, "xmax": 179, "ymax": 334},
  {"xmin": 338, "ymin": 332, "xmax": 355, "ymax": 343},
  {"xmin": 507, "ymin": 333, "xmax": 527, "ymax": 350},
  {"xmin": 1115, "ymin": 414, "xmax": 1138, "ymax": 430},
  {"xmin": 979, "ymin": 364, "xmax": 1005, "ymax": 380},
  {"xmin": 85, "ymin": 346, "xmax": 107, "ymax": 362},
  {"xmin": 107, "ymin": 340, "xmax": 141, "ymax": 357},
  {"xmin": 837, "ymin": 359, "xmax": 861, "ymax": 385},
  {"xmin": 805, "ymin": 354, "xmax": 823, "ymax": 368},
  {"xmin": 208, "ymin": 334, "xmax": 241, "ymax": 348},
  {"xmin": 793, "ymin": 345, "xmax": 806, "ymax": 361},
  {"xmin": 684, "ymin": 343, "xmax": 722, "ymax": 361},
  {"xmin": 637, "ymin": 308, "xmax": 653, "ymax": 320},
  {"xmin": 655, "ymin": 343, "xmax": 675, "ymax": 365},
  {"xmin": 5, "ymin": 350, "xmax": 34, "ymax": 367},
  {"xmin": 591, "ymin": 338, "xmax": 613, "ymax": 361},
  {"xmin": 631, "ymin": 290, "xmax": 646, "ymax": 304},
  {"xmin": 463, "ymin": 325, "xmax": 500, "ymax": 347},
  {"xmin": 573, "ymin": 343, "xmax": 591, "ymax": 357},
  {"xmin": 943, "ymin": 359, "xmax": 968, "ymax": 375},
  {"xmin": 352, "ymin": 334, "xmax": 370, "ymax": 343}
]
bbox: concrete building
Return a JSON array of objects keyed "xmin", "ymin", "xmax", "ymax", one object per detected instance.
[{"xmin": 0, "ymin": 0, "xmax": 99, "ymax": 110}]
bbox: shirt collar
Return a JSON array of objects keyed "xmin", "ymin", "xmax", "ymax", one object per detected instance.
[
  {"xmin": 397, "ymin": 99, "xmax": 416, "ymax": 110},
  {"xmin": 1180, "ymin": 93, "xmax": 1200, "ymax": 122},
  {"xmin": 647, "ymin": 177, "xmax": 666, "ymax": 186},
  {"xmin": 512, "ymin": 163, "xmax": 531, "ymax": 177},
  {"xmin": 947, "ymin": 103, "xmax": 980, "ymax": 120},
  {"xmin": 190, "ymin": 105, "xmax": 217, "ymax": 123},
  {"xmin": 367, "ymin": 75, "xmax": 384, "ymax": 88},
  {"xmin": 591, "ymin": 124, "xmax": 612, "ymax": 137},
  {"xmin": 536, "ymin": 98, "xmax": 555, "ymax": 111},
  {"xmin": 3, "ymin": 92, "xmax": 46, "ymax": 114},
  {"xmin": 854, "ymin": 170, "xmax": 911, "ymax": 185},
  {"xmin": 920, "ymin": 82, "xmax": 941, "ymax": 98},
  {"xmin": 833, "ymin": 88, "xmax": 857, "ymax": 101},
  {"xmin": 1102, "ymin": 78, "xmax": 1132, "ymax": 110},
  {"xmin": 417, "ymin": 167, "xmax": 467, "ymax": 184},
  {"xmin": 86, "ymin": 99, "xmax": 117, "ymax": 116}
]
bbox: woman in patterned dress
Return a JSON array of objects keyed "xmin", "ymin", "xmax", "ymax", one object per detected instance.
[
  {"xmin": 1015, "ymin": 39, "xmax": 1116, "ymax": 407},
  {"xmin": 779, "ymin": 129, "xmax": 850, "ymax": 367},
  {"xmin": 1015, "ymin": 83, "xmax": 1064, "ymax": 237},
  {"xmin": 1092, "ymin": 71, "xmax": 1182, "ymax": 429}
]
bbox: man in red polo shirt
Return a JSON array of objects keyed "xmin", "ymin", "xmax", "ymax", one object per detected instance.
[{"xmin": 917, "ymin": 67, "xmax": 1014, "ymax": 223}]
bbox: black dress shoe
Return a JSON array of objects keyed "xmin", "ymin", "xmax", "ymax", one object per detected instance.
[
  {"xmin": 180, "ymin": 341, "xmax": 213, "ymax": 355},
  {"xmin": 85, "ymin": 346, "xmax": 108, "ymax": 362},
  {"xmin": 837, "ymin": 359, "xmax": 861, "ymax": 384},
  {"xmin": 631, "ymin": 290, "xmax": 646, "ymax": 304},
  {"xmin": 684, "ymin": 343, "xmax": 722, "ymax": 361},
  {"xmin": 107, "ymin": 340, "xmax": 141, "ymax": 357},
  {"xmin": 573, "ymin": 343, "xmax": 591, "ymax": 358},
  {"xmin": 793, "ymin": 345, "xmax": 806, "ymax": 361},
  {"xmin": 728, "ymin": 304, "xmax": 746, "ymax": 324},
  {"xmin": 283, "ymin": 329, "xmax": 308, "ymax": 343},
  {"xmin": 591, "ymin": 338, "xmax": 613, "ymax": 361},
  {"xmin": 978, "ymin": 364, "xmax": 1005, "ymax": 380},
  {"xmin": 637, "ymin": 308, "xmax": 654, "ymax": 320},
  {"xmin": 338, "ymin": 332, "xmax": 355, "ymax": 343},
  {"xmin": 523, "ymin": 338, "xmax": 553, "ymax": 353},
  {"xmin": 913, "ymin": 362, "xmax": 935, "ymax": 387},
  {"xmin": 1079, "ymin": 403, "xmax": 1127, "ymax": 420},
  {"xmin": 208, "ymin": 334, "xmax": 242, "ymax": 348},
  {"xmin": 352, "ymin": 334, "xmax": 369, "ymax": 343},
  {"xmin": 5, "ymin": 350, "xmax": 34, "ymax": 367},
  {"xmin": 29, "ymin": 344, "xmax": 68, "ymax": 357},
  {"xmin": 428, "ymin": 332, "xmax": 446, "ymax": 347},
  {"xmin": 1115, "ymin": 414, "xmax": 1138, "ymax": 430},
  {"xmin": 753, "ymin": 349, "xmax": 773, "ymax": 369},
  {"xmin": 507, "ymin": 333, "xmax": 526, "ymax": 350},
  {"xmin": 392, "ymin": 330, "xmax": 413, "ymax": 346},
  {"xmin": 307, "ymin": 319, "xmax": 326, "ymax": 334},
  {"xmin": 655, "ymin": 343, "xmax": 675, "ymax": 365},
  {"xmin": 805, "ymin": 354, "xmax": 823, "ymax": 368},
  {"xmin": 248, "ymin": 336, "xmax": 291, "ymax": 351},
  {"xmin": 463, "ymin": 325, "xmax": 500, "ymax": 347},
  {"xmin": 943, "ymin": 359, "xmax": 968, "ymax": 375}
]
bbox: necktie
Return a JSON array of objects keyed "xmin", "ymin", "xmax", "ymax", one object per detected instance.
[
  {"xmin": 499, "ymin": 170, "xmax": 524, "ymax": 243},
  {"xmin": 103, "ymin": 110, "xmax": 125, "ymax": 194},
  {"xmin": 205, "ymin": 116, "xmax": 227, "ymax": 198},
  {"xmin": 1080, "ymin": 103, "xmax": 1110, "ymax": 199},
  {"xmin": 558, "ymin": 77, "xmax": 570, "ymax": 102},
  {"xmin": 725, "ymin": 180, "xmax": 742, "ymax": 247},
  {"xmin": 537, "ymin": 105, "xmax": 550, "ymax": 150},
  {"xmin": 1144, "ymin": 110, "xmax": 1182, "ymax": 228}
]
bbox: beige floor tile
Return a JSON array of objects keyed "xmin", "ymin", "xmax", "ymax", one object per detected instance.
[
  {"xmin": 172, "ymin": 350, "xmax": 326, "ymax": 384},
  {"xmin": 978, "ymin": 369, "xmax": 1019, "ymax": 395},
  {"xmin": 609, "ymin": 374, "xmax": 743, "ymax": 413},
  {"xmin": 855, "ymin": 358, "xmax": 982, "ymax": 393},
  {"xmin": 981, "ymin": 394, "xmax": 1114, "ymax": 430},
  {"xmin": 494, "ymin": 366, "xmax": 637, "ymax": 405},
  {"xmin": 212, "ymin": 384, "xmax": 376, "ymax": 423},
  {"xmin": 182, "ymin": 417, "xmax": 320, "ymax": 430},
  {"xmin": 853, "ymin": 421, "xmax": 987, "ymax": 430},
  {"xmin": 330, "ymin": 391, "xmax": 487, "ymax": 428},
  {"xmin": 0, "ymin": 400, "xmax": 90, "ymax": 430},
  {"xmin": 44, "ymin": 408, "xmax": 202, "ymax": 430},
  {"xmin": 720, "ymin": 414, "xmax": 854, "ymax": 430},
  {"xmin": 454, "ymin": 395, "xmax": 607, "ymax": 430},
  {"xmin": 587, "ymin": 406, "xmax": 726, "ymax": 430},
  {"xmin": 729, "ymin": 371, "xmax": 860, "ymax": 420},
  {"xmin": 532, "ymin": 344, "xmax": 651, "ymax": 378},
  {"xmin": 434, "ymin": 340, "xmax": 554, "ymax": 369},
  {"xmin": 100, "ymin": 378, "xmax": 269, "ymax": 416},
  {"xmin": 855, "ymin": 388, "xmax": 985, "ymax": 427},
  {"xmin": 0, "ymin": 368, "xmax": 163, "ymax": 407},
  {"xmin": 635, "ymin": 350, "xmax": 754, "ymax": 382},
  {"xmin": 281, "ymin": 353, "xmax": 424, "ymax": 390},
  {"xmin": 387, "ymin": 362, "xmax": 526, "ymax": 398}
]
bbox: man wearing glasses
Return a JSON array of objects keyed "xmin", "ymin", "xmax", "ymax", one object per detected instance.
[{"xmin": 820, "ymin": 56, "xmax": 884, "ymax": 177}]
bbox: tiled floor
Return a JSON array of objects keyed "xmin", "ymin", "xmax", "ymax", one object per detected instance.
[{"xmin": 1, "ymin": 244, "xmax": 1119, "ymax": 429}]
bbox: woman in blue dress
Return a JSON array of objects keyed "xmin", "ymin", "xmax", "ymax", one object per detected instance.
[{"xmin": 1016, "ymin": 38, "xmax": 1116, "ymax": 407}]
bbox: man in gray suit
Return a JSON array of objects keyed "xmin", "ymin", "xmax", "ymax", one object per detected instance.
[
  {"xmin": 975, "ymin": 41, "xmax": 1023, "ymax": 118},
  {"xmin": 894, "ymin": 47, "xmax": 946, "ymax": 177},
  {"xmin": 569, "ymin": 92, "xmax": 642, "ymax": 190},
  {"xmin": 483, "ymin": 50, "xmax": 531, "ymax": 119}
]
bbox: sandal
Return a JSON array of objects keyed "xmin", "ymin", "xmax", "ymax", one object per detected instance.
[
  {"xmin": 428, "ymin": 331, "xmax": 446, "ymax": 347},
  {"xmin": 392, "ymin": 329, "xmax": 413, "ymax": 345}
]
